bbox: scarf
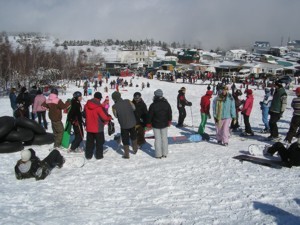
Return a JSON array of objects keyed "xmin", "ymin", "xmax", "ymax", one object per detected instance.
[{"xmin": 216, "ymin": 94, "xmax": 226, "ymax": 127}]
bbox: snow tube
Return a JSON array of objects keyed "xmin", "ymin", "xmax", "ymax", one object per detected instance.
[
  {"xmin": 15, "ymin": 117, "xmax": 46, "ymax": 135},
  {"xmin": 0, "ymin": 116, "xmax": 15, "ymax": 140},
  {"xmin": 24, "ymin": 132, "xmax": 54, "ymax": 146},
  {"xmin": 0, "ymin": 141, "xmax": 24, "ymax": 153},
  {"xmin": 4, "ymin": 127, "xmax": 34, "ymax": 142}
]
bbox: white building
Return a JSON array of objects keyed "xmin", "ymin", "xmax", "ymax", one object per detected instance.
[
  {"xmin": 117, "ymin": 50, "xmax": 156, "ymax": 66},
  {"xmin": 225, "ymin": 49, "xmax": 248, "ymax": 61}
]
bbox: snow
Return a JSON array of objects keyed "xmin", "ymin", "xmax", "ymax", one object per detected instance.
[{"xmin": 1, "ymin": 77, "xmax": 300, "ymax": 225}]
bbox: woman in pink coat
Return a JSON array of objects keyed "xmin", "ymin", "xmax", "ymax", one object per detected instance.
[
  {"xmin": 240, "ymin": 89, "xmax": 254, "ymax": 136},
  {"xmin": 33, "ymin": 89, "xmax": 48, "ymax": 129}
]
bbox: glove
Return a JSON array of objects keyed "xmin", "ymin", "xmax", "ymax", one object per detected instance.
[
  {"xmin": 187, "ymin": 102, "xmax": 192, "ymax": 106},
  {"xmin": 146, "ymin": 124, "xmax": 152, "ymax": 130},
  {"xmin": 168, "ymin": 121, "xmax": 172, "ymax": 127},
  {"xmin": 72, "ymin": 120, "xmax": 79, "ymax": 126}
]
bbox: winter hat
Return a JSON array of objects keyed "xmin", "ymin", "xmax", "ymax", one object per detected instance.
[
  {"xmin": 133, "ymin": 92, "xmax": 141, "ymax": 100},
  {"xmin": 295, "ymin": 87, "xmax": 300, "ymax": 95},
  {"xmin": 206, "ymin": 90, "xmax": 213, "ymax": 96},
  {"xmin": 73, "ymin": 91, "xmax": 82, "ymax": 99},
  {"xmin": 51, "ymin": 88, "xmax": 58, "ymax": 95},
  {"xmin": 21, "ymin": 149, "xmax": 31, "ymax": 162},
  {"xmin": 111, "ymin": 91, "xmax": 121, "ymax": 102},
  {"xmin": 154, "ymin": 89, "xmax": 163, "ymax": 97},
  {"xmin": 21, "ymin": 87, "xmax": 27, "ymax": 93},
  {"xmin": 180, "ymin": 87, "xmax": 186, "ymax": 91},
  {"xmin": 104, "ymin": 96, "xmax": 109, "ymax": 102},
  {"xmin": 275, "ymin": 80, "xmax": 283, "ymax": 87},
  {"xmin": 94, "ymin": 92, "xmax": 102, "ymax": 99},
  {"xmin": 246, "ymin": 89, "xmax": 253, "ymax": 95}
]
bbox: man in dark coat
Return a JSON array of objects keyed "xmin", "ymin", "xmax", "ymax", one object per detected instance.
[
  {"xmin": 267, "ymin": 81, "xmax": 287, "ymax": 140},
  {"xmin": 132, "ymin": 92, "xmax": 148, "ymax": 147},
  {"xmin": 176, "ymin": 87, "xmax": 192, "ymax": 127},
  {"xmin": 16, "ymin": 87, "xmax": 31, "ymax": 118},
  {"xmin": 112, "ymin": 91, "xmax": 137, "ymax": 158}
]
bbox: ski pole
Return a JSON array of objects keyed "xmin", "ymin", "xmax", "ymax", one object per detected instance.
[{"xmin": 190, "ymin": 106, "xmax": 195, "ymax": 133}]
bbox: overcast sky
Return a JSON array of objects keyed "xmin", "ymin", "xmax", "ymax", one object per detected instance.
[{"xmin": 1, "ymin": 0, "xmax": 300, "ymax": 50}]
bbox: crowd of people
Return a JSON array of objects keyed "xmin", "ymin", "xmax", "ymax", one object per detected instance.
[{"xmin": 11, "ymin": 77, "xmax": 300, "ymax": 180}]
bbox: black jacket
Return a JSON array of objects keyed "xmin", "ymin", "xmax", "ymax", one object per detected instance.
[
  {"xmin": 148, "ymin": 97, "xmax": 172, "ymax": 129},
  {"xmin": 67, "ymin": 98, "xmax": 83, "ymax": 124},
  {"xmin": 285, "ymin": 142, "xmax": 300, "ymax": 166},
  {"xmin": 177, "ymin": 90, "xmax": 192, "ymax": 109},
  {"xmin": 132, "ymin": 98, "xmax": 148, "ymax": 127}
]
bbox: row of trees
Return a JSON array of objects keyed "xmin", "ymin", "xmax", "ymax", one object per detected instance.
[{"xmin": 0, "ymin": 38, "xmax": 100, "ymax": 91}]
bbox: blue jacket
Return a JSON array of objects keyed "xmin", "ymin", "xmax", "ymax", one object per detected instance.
[
  {"xmin": 260, "ymin": 93, "xmax": 271, "ymax": 111},
  {"xmin": 213, "ymin": 93, "xmax": 236, "ymax": 120},
  {"xmin": 9, "ymin": 93, "xmax": 17, "ymax": 110}
]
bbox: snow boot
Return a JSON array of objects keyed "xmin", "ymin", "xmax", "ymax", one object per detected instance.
[
  {"xmin": 132, "ymin": 139, "xmax": 138, "ymax": 154},
  {"xmin": 123, "ymin": 145, "xmax": 130, "ymax": 159}
]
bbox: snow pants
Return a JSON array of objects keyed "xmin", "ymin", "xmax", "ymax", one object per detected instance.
[
  {"xmin": 153, "ymin": 127, "xmax": 168, "ymax": 158},
  {"xmin": 85, "ymin": 132, "xmax": 105, "ymax": 159},
  {"xmin": 269, "ymin": 112, "xmax": 281, "ymax": 138},
  {"xmin": 52, "ymin": 121, "xmax": 64, "ymax": 148},
  {"xmin": 70, "ymin": 123, "xmax": 84, "ymax": 151},
  {"xmin": 43, "ymin": 149, "xmax": 65, "ymax": 169},
  {"xmin": 198, "ymin": 113, "xmax": 208, "ymax": 135},
  {"xmin": 285, "ymin": 115, "xmax": 300, "ymax": 143},
  {"xmin": 215, "ymin": 118, "xmax": 231, "ymax": 144},
  {"xmin": 261, "ymin": 108, "xmax": 269, "ymax": 130},
  {"xmin": 177, "ymin": 107, "xmax": 186, "ymax": 126}
]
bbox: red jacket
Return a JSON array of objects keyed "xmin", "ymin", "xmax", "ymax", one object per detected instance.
[
  {"xmin": 84, "ymin": 98, "xmax": 112, "ymax": 133},
  {"xmin": 241, "ymin": 94, "xmax": 254, "ymax": 116},
  {"xmin": 200, "ymin": 95, "xmax": 211, "ymax": 114}
]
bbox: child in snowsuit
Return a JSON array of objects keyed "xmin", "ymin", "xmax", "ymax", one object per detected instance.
[
  {"xmin": 42, "ymin": 88, "xmax": 70, "ymax": 149},
  {"xmin": 259, "ymin": 88, "xmax": 272, "ymax": 133},
  {"xmin": 15, "ymin": 148, "xmax": 65, "ymax": 180}
]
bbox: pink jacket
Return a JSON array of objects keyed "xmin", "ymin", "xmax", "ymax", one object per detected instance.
[
  {"xmin": 241, "ymin": 94, "xmax": 254, "ymax": 116},
  {"xmin": 33, "ymin": 94, "xmax": 47, "ymax": 113}
]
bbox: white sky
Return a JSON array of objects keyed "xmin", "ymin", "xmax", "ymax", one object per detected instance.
[{"xmin": 1, "ymin": 0, "xmax": 300, "ymax": 49}]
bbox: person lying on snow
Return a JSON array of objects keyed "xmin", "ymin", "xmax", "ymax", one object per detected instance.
[
  {"xmin": 266, "ymin": 141, "xmax": 300, "ymax": 167},
  {"xmin": 15, "ymin": 148, "xmax": 65, "ymax": 180}
]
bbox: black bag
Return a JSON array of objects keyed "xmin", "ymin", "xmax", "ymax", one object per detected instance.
[{"xmin": 108, "ymin": 121, "xmax": 115, "ymax": 136}]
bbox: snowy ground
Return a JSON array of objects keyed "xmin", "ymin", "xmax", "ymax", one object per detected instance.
[{"xmin": 1, "ymin": 77, "xmax": 300, "ymax": 225}]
